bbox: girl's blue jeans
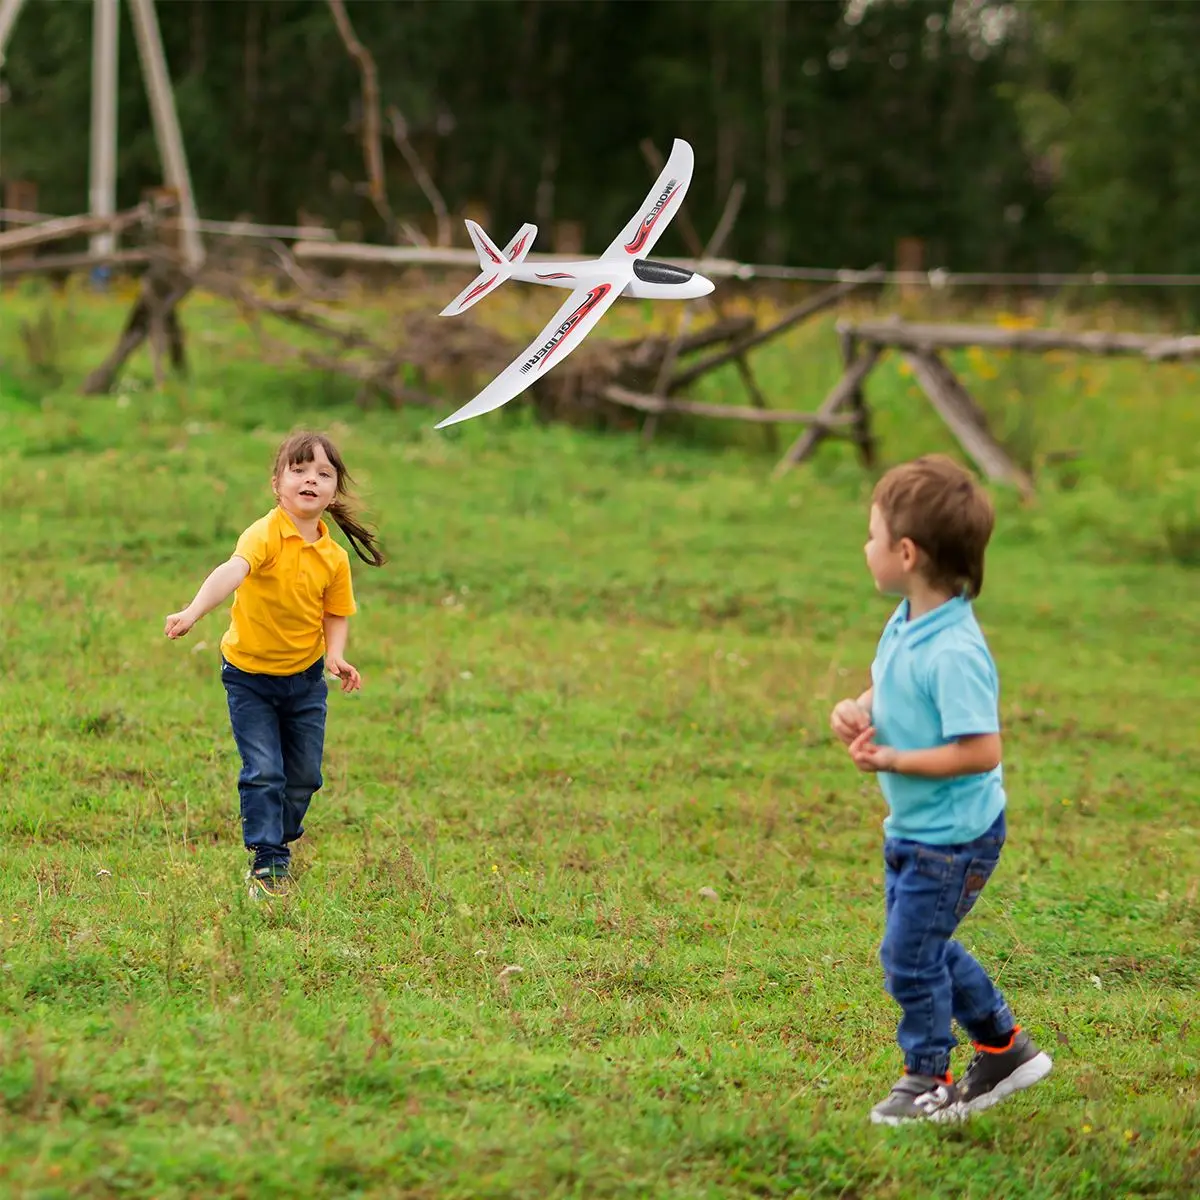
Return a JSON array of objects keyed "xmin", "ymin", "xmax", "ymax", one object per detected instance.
[
  {"xmin": 881, "ymin": 810, "xmax": 1015, "ymax": 1077},
  {"xmin": 221, "ymin": 656, "xmax": 327, "ymax": 872}
]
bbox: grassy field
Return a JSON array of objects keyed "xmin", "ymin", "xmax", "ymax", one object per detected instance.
[{"xmin": 0, "ymin": 280, "xmax": 1197, "ymax": 1198}]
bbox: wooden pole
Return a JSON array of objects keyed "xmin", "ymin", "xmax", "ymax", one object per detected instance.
[
  {"xmin": 772, "ymin": 345, "xmax": 883, "ymax": 478},
  {"xmin": 126, "ymin": 0, "xmax": 204, "ymax": 268},
  {"xmin": 89, "ymin": 0, "xmax": 120, "ymax": 259},
  {"xmin": 0, "ymin": 0, "xmax": 26, "ymax": 67},
  {"xmin": 0, "ymin": 208, "xmax": 145, "ymax": 256},
  {"xmin": 902, "ymin": 349, "xmax": 1033, "ymax": 496},
  {"xmin": 839, "ymin": 319, "xmax": 1176, "ymax": 358},
  {"xmin": 840, "ymin": 328, "xmax": 875, "ymax": 467}
]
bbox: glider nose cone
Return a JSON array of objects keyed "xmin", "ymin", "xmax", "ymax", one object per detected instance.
[{"xmin": 694, "ymin": 273, "xmax": 716, "ymax": 297}]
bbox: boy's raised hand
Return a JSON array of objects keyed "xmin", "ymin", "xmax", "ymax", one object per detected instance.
[
  {"xmin": 848, "ymin": 726, "xmax": 899, "ymax": 773},
  {"xmin": 830, "ymin": 699, "xmax": 871, "ymax": 746}
]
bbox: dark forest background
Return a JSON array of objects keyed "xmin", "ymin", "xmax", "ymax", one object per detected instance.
[{"xmin": 4, "ymin": 0, "xmax": 1199, "ymax": 274}]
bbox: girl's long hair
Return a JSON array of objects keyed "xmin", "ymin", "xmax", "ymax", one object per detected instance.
[{"xmin": 272, "ymin": 431, "xmax": 386, "ymax": 566}]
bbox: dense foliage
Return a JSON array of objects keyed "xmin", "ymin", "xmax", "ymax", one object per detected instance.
[{"xmin": 2, "ymin": 0, "xmax": 1197, "ymax": 272}]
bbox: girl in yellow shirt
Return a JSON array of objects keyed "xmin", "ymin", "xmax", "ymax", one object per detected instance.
[{"xmin": 165, "ymin": 432, "xmax": 385, "ymax": 895}]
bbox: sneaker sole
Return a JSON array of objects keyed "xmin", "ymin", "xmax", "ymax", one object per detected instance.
[
  {"xmin": 871, "ymin": 1106, "xmax": 959, "ymax": 1127},
  {"xmin": 952, "ymin": 1051, "xmax": 1053, "ymax": 1118},
  {"xmin": 870, "ymin": 1088, "xmax": 957, "ymax": 1126}
]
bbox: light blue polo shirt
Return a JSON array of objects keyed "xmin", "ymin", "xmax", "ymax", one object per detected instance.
[{"xmin": 870, "ymin": 596, "xmax": 1006, "ymax": 845}]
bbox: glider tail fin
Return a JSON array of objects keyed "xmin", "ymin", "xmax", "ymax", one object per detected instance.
[
  {"xmin": 440, "ymin": 220, "xmax": 538, "ymax": 317},
  {"xmin": 501, "ymin": 222, "xmax": 537, "ymax": 264}
]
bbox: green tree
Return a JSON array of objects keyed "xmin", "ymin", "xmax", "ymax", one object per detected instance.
[{"xmin": 1013, "ymin": 0, "xmax": 1200, "ymax": 272}]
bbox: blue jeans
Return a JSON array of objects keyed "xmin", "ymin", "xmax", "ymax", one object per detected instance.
[
  {"xmin": 880, "ymin": 810, "xmax": 1014, "ymax": 1077},
  {"xmin": 221, "ymin": 656, "xmax": 327, "ymax": 871}
]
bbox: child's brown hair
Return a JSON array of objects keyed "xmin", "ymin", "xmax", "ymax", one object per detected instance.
[
  {"xmin": 872, "ymin": 455, "xmax": 994, "ymax": 598},
  {"xmin": 272, "ymin": 431, "xmax": 386, "ymax": 566}
]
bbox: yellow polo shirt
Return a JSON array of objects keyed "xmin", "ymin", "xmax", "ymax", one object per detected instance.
[{"xmin": 220, "ymin": 507, "xmax": 357, "ymax": 675}]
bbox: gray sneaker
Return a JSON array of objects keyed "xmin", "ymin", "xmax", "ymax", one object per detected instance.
[
  {"xmin": 869, "ymin": 1072, "xmax": 957, "ymax": 1125},
  {"xmin": 246, "ymin": 864, "xmax": 290, "ymax": 899},
  {"xmin": 950, "ymin": 1029, "xmax": 1052, "ymax": 1117}
]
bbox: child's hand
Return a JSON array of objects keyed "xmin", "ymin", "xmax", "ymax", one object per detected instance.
[
  {"xmin": 830, "ymin": 699, "xmax": 871, "ymax": 746},
  {"xmin": 326, "ymin": 656, "xmax": 362, "ymax": 693},
  {"xmin": 848, "ymin": 726, "xmax": 899, "ymax": 773},
  {"xmin": 164, "ymin": 609, "xmax": 197, "ymax": 639}
]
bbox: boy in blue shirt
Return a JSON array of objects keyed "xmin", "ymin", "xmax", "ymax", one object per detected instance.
[{"xmin": 830, "ymin": 456, "xmax": 1052, "ymax": 1124}]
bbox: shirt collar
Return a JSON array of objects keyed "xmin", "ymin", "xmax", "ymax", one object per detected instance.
[
  {"xmin": 887, "ymin": 594, "xmax": 972, "ymax": 646},
  {"xmin": 275, "ymin": 506, "xmax": 329, "ymax": 543}
]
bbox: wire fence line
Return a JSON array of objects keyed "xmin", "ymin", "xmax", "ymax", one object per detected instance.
[{"xmin": 3, "ymin": 205, "xmax": 1200, "ymax": 288}]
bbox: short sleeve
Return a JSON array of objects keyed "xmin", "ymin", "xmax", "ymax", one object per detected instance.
[
  {"xmin": 233, "ymin": 518, "xmax": 273, "ymax": 573},
  {"xmin": 930, "ymin": 644, "xmax": 1000, "ymax": 740},
  {"xmin": 323, "ymin": 556, "xmax": 357, "ymax": 617}
]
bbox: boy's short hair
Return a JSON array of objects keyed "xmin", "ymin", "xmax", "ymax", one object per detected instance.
[{"xmin": 873, "ymin": 456, "xmax": 995, "ymax": 598}]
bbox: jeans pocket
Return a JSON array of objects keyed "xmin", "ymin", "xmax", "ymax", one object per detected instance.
[
  {"xmin": 955, "ymin": 855, "xmax": 999, "ymax": 921},
  {"xmin": 914, "ymin": 848, "xmax": 954, "ymax": 882}
]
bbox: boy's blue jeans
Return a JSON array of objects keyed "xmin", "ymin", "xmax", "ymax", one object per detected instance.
[
  {"xmin": 881, "ymin": 810, "xmax": 1014, "ymax": 1077},
  {"xmin": 221, "ymin": 657, "xmax": 327, "ymax": 872}
]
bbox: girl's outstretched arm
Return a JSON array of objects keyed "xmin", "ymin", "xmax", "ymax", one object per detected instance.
[{"xmin": 165, "ymin": 557, "xmax": 251, "ymax": 639}]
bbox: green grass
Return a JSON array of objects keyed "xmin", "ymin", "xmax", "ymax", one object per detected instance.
[{"xmin": 0, "ymin": 281, "xmax": 1197, "ymax": 1198}]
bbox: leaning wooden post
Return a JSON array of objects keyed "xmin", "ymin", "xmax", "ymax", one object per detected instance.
[
  {"xmin": 902, "ymin": 348, "xmax": 1033, "ymax": 497},
  {"xmin": 773, "ymin": 343, "xmax": 883, "ymax": 478},
  {"xmin": 127, "ymin": 0, "xmax": 205, "ymax": 269}
]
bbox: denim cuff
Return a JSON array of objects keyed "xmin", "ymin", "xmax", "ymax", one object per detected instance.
[{"xmin": 905, "ymin": 1053, "xmax": 952, "ymax": 1078}]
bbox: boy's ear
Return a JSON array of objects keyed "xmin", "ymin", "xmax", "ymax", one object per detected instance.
[{"xmin": 898, "ymin": 536, "xmax": 920, "ymax": 571}]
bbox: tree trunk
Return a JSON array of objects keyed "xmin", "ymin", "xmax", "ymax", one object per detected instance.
[{"xmin": 762, "ymin": 0, "xmax": 787, "ymax": 262}]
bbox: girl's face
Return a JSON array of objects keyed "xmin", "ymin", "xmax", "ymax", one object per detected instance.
[{"xmin": 274, "ymin": 443, "xmax": 339, "ymax": 521}]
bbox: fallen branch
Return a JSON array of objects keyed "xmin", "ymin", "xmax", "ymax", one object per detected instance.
[
  {"xmin": 623, "ymin": 314, "xmax": 755, "ymax": 364},
  {"xmin": 300, "ymin": 349, "xmax": 439, "ymax": 409},
  {"xmin": 265, "ymin": 239, "xmax": 340, "ymax": 299},
  {"xmin": 202, "ymin": 271, "xmax": 374, "ymax": 349},
  {"xmin": 603, "ymin": 385, "xmax": 857, "ymax": 426},
  {"xmin": 0, "ymin": 249, "xmax": 155, "ymax": 279}
]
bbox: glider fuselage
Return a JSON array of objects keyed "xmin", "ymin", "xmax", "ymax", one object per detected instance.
[{"xmin": 512, "ymin": 256, "xmax": 714, "ymax": 300}]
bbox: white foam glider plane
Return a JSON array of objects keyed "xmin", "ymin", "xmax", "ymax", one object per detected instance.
[{"xmin": 434, "ymin": 137, "xmax": 714, "ymax": 429}]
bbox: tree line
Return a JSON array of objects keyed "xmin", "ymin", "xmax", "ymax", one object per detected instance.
[{"xmin": 2, "ymin": 0, "xmax": 1198, "ymax": 274}]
